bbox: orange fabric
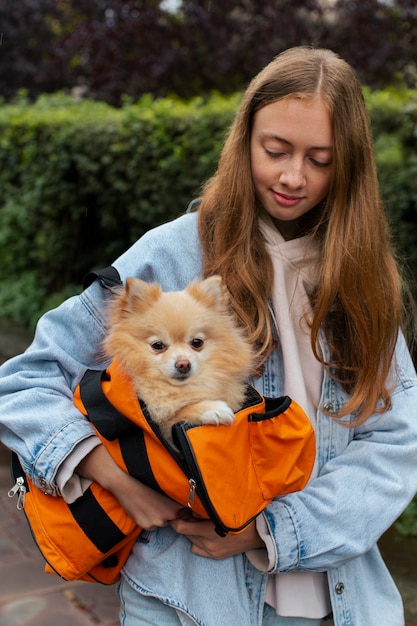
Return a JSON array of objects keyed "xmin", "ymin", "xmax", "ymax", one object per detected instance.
[
  {"xmin": 182, "ymin": 400, "xmax": 316, "ymax": 531},
  {"xmin": 20, "ymin": 474, "xmax": 140, "ymax": 583},
  {"xmin": 17, "ymin": 359, "xmax": 315, "ymax": 584}
]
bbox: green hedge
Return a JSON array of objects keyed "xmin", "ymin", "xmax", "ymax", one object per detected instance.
[
  {"xmin": 0, "ymin": 92, "xmax": 239, "ymax": 327},
  {"xmin": 0, "ymin": 88, "xmax": 416, "ymax": 329},
  {"xmin": 366, "ymin": 88, "xmax": 417, "ymax": 276}
]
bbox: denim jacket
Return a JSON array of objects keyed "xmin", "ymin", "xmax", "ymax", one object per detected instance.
[{"xmin": 1, "ymin": 211, "xmax": 417, "ymax": 626}]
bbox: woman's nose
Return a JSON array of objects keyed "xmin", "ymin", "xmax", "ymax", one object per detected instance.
[{"xmin": 279, "ymin": 160, "xmax": 306, "ymax": 189}]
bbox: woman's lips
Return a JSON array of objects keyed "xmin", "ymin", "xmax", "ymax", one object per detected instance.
[{"xmin": 272, "ymin": 191, "xmax": 304, "ymax": 207}]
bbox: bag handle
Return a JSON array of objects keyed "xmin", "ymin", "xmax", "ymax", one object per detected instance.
[{"xmin": 83, "ymin": 266, "xmax": 122, "ymax": 290}]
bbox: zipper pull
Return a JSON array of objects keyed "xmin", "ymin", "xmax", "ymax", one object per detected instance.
[
  {"xmin": 187, "ymin": 478, "xmax": 196, "ymax": 508},
  {"xmin": 8, "ymin": 477, "xmax": 26, "ymax": 510}
]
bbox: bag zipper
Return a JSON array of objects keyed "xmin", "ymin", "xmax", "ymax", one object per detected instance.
[
  {"xmin": 8, "ymin": 453, "xmax": 67, "ymax": 579},
  {"xmin": 173, "ymin": 425, "xmax": 257, "ymax": 536},
  {"xmin": 8, "ymin": 454, "xmax": 133, "ymax": 584},
  {"xmin": 138, "ymin": 403, "xmax": 205, "ymax": 517},
  {"xmin": 175, "ymin": 425, "xmax": 226, "ymax": 534},
  {"xmin": 187, "ymin": 478, "xmax": 197, "ymax": 508},
  {"xmin": 8, "ymin": 476, "xmax": 26, "ymax": 510},
  {"xmin": 140, "ymin": 404, "xmax": 240, "ymax": 532},
  {"xmin": 7, "ymin": 467, "xmax": 108, "ymax": 581},
  {"xmin": 169, "ymin": 388, "xmax": 265, "ymax": 533},
  {"xmin": 139, "ymin": 401, "xmax": 190, "ymax": 471}
]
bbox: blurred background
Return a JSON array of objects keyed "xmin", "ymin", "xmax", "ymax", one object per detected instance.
[{"xmin": 1, "ymin": 0, "xmax": 416, "ymax": 104}]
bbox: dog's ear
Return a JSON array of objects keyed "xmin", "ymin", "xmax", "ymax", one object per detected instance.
[
  {"xmin": 187, "ymin": 276, "xmax": 230, "ymax": 310},
  {"xmin": 125, "ymin": 278, "xmax": 161, "ymax": 307},
  {"xmin": 111, "ymin": 278, "xmax": 162, "ymax": 321}
]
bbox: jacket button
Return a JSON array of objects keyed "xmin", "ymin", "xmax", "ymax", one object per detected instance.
[
  {"xmin": 335, "ymin": 582, "xmax": 345, "ymax": 594},
  {"xmin": 323, "ymin": 402, "xmax": 334, "ymax": 413}
]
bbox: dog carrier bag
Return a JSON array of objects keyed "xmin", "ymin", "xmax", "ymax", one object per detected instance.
[{"xmin": 9, "ymin": 268, "xmax": 316, "ymax": 584}]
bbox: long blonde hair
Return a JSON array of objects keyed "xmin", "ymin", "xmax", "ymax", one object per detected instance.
[{"xmin": 198, "ymin": 46, "xmax": 404, "ymax": 425}]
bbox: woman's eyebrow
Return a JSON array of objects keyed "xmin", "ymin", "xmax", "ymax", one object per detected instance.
[
  {"xmin": 262, "ymin": 132, "xmax": 333, "ymax": 151},
  {"xmin": 310, "ymin": 144, "xmax": 333, "ymax": 151}
]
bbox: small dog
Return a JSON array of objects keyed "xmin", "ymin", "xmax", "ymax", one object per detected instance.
[{"xmin": 103, "ymin": 276, "xmax": 253, "ymax": 443}]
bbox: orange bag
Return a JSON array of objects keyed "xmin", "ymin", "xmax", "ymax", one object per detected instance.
[{"xmin": 10, "ymin": 359, "xmax": 316, "ymax": 584}]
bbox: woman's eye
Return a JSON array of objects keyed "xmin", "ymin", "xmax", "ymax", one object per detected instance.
[
  {"xmin": 311, "ymin": 158, "xmax": 331, "ymax": 168},
  {"xmin": 265, "ymin": 149, "xmax": 284, "ymax": 159},
  {"xmin": 190, "ymin": 338, "xmax": 204, "ymax": 350},
  {"xmin": 151, "ymin": 341, "xmax": 166, "ymax": 352}
]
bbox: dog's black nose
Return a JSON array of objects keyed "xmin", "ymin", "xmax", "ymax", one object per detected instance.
[{"xmin": 175, "ymin": 359, "xmax": 191, "ymax": 374}]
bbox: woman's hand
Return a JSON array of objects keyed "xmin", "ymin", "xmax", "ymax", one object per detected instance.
[
  {"xmin": 169, "ymin": 515, "xmax": 265, "ymax": 559},
  {"xmin": 76, "ymin": 444, "xmax": 188, "ymax": 530}
]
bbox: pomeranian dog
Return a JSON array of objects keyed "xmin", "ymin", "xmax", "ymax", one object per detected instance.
[{"xmin": 103, "ymin": 276, "xmax": 253, "ymax": 443}]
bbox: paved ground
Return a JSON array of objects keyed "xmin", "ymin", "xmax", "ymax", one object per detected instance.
[
  {"xmin": 0, "ymin": 448, "xmax": 119, "ymax": 626},
  {"xmin": 0, "ymin": 444, "xmax": 120, "ymax": 626},
  {"xmin": 0, "ymin": 321, "xmax": 416, "ymax": 625},
  {"xmin": 0, "ymin": 324, "xmax": 120, "ymax": 625}
]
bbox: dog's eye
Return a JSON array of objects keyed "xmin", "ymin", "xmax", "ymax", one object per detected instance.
[
  {"xmin": 151, "ymin": 341, "xmax": 167, "ymax": 352},
  {"xmin": 190, "ymin": 338, "xmax": 204, "ymax": 350}
]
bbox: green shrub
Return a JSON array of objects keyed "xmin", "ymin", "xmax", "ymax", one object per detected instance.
[
  {"xmin": 395, "ymin": 494, "xmax": 417, "ymax": 538},
  {"xmin": 0, "ymin": 92, "xmax": 238, "ymax": 327},
  {"xmin": 0, "ymin": 88, "xmax": 416, "ymax": 328},
  {"xmin": 366, "ymin": 87, "xmax": 417, "ymax": 282}
]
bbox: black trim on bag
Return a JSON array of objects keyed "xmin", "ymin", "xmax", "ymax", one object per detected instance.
[
  {"xmin": 171, "ymin": 385, "xmax": 264, "ymax": 439},
  {"xmin": 118, "ymin": 428, "xmax": 163, "ymax": 494},
  {"xmin": 83, "ymin": 266, "xmax": 123, "ymax": 290},
  {"xmin": 138, "ymin": 399, "xmax": 188, "ymax": 463},
  {"xmin": 248, "ymin": 395, "xmax": 292, "ymax": 422},
  {"xmin": 10, "ymin": 450, "xmax": 25, "ymax": 485},
  {"xmin": 79, "ymin": 369, "xmax": 136, "ymax": 440},
  {"xmin": 79, "ymin": 369, "xmax": 187, "ymax": 493},
  {"xmin": 68, "ymin": 487, "xmax": 127, "ymax": 554},
  {"xmin": 10, "ymin": 453, "xmax": 68, "ymax": 579},
  {"xmin": 80, "ymin": 370, "xmax": 168, "ymax": 494},
  {"xmin": 242, "ymin": 385, "xmax": 264, "ymax": 409},
  {"xmin": 11, "ymin": 452, "xmax": 135, "ymax": 582},
  {"xmin": 172, "ymin": 423, "xmax": 259, "ymax": 536}
]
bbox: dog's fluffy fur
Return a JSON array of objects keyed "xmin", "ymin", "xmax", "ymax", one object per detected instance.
[{"xmin": 103, "ymin": 276, "xmax": 253, "ymax": 442}]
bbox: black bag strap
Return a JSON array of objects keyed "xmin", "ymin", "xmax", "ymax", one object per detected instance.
[
  {"xmin": 78, "ymin": 369, "xmax": 164, "ymax": 494},
  {"xmin": 79, "ymin": 369, "xmax": 134, "ymax": 441},
  {"xmin": 68, "ymin": 487, "xmax": 128, "ymax": 554},
  {"xmin": 83, "ymin": 266, "xmax": 122, "ymax": 290}
]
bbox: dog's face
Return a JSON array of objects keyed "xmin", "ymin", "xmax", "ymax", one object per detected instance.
[
  {"xmin": 104, "ymin": 276, "xmax": 251, "ymax": 388},
  {"xmin": 143, "ymin": 327, "xmax": 208, "ymax": 384}
]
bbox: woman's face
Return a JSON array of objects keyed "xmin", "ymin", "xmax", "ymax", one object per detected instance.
[{"xmin": 250, "ymin": 97, "xmax": 333, "ymax": 240}]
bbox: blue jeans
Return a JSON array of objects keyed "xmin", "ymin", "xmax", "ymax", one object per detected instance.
[{"xmin": 118, "ymin": 576, "xmax": 325, "ymax": 626}]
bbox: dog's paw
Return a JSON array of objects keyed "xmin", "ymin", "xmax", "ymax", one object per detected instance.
[{"xmin": 199, "ymin": 401, "xmax": 235, "ymax": 426}]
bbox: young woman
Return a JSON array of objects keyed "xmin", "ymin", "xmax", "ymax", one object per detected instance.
[{"xmin": 1, "ymin": 47, "xmax": 416, "ymax": 626}]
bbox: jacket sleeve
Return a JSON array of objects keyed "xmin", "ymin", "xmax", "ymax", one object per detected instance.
[
  {"xmin": 0, "ymin": 282, "xmax": 110, "ymax": 494},
  {"xmin": 0, "ymin": 212, "xmax": 201, "ymax": 494},
  {"xmin": 264, "ymin": 333, "xmax": 417, "ymax": 572}
]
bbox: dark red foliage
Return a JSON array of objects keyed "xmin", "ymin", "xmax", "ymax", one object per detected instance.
[{"xmin": 0, "ymin": 0, "xmax": 415, "ymax": 105}]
